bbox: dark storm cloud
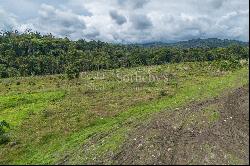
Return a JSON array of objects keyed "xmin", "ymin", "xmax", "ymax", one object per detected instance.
[
  {"xmin": 39, "ymin": 4, "xmax": 86, "ymax": 28},
  {"xmin": 109, "ymin": 10, "xmax": 127, "ymax": 25},
  {"xmin": 130, "ymin": 0, "xmax": 149, "ymax": 9},
  {"xmin": 117, "ymin": 0, "xmax": 149, "ymax": 9},
  {"xmin": 210, "ymin": 0, "xmax": 226, "ymax": 9},
  {"xmin": 130, "ymin": 14, "xmax": 152, "ymax": 30},
  {"xmin": 0, "ymin": 0, "xmax": 248, "ymax": 42},
  {"xmin": 84, "ymin": 28, "xmax": 100, "ymax": 39},
  {"xmin": 36, "ymin": 4, "xmax": 86, "ymax": 37}
]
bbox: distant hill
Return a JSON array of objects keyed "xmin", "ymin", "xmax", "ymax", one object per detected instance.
[{"xmin": 136, "ymin": 38, "xmax": 249, "ymax": 48}]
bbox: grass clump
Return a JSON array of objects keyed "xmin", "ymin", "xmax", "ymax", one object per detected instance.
[{"xmin": 203, "ymin": 106, "xmax": 220, "ymax": 123}]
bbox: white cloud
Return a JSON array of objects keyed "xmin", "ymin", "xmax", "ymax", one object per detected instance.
[
  {"xmin": 0, "ymin": 0, "xmax": 248, "ymax": 42},
  {"xmin": 0, "ymin": 8, "xmax": 18, "ymax": 31},
  {"xmin": 32, "ymin": 4, "xmax": 87, "ymax": 38}
]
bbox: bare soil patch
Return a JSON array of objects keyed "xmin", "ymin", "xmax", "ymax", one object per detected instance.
[{"xmin": 114, "ymin": 85, "xmax": 249, "ymax": 165}]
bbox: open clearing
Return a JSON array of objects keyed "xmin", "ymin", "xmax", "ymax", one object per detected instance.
[{"xmin": 0, "ymin": 62, "xmax": 249, "ymax": 164}]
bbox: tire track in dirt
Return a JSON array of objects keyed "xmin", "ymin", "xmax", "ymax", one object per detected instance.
[{"xmin": 113, "ymin": 85, "xmax": 249, "ymax": 165}]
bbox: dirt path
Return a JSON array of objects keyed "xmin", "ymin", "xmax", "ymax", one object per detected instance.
[{"xmin": 113, "ymin": 85, "xmax": 249, "ymax": 165}]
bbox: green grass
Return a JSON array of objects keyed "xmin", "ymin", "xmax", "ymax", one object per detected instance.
[
  {"xmin": 66, "ymin": 67, "xmax": 248, "ymax": 164},
  {"xmin": 183, "ymin": 104, "xmax": 220, "ymax": 128},
  {"xmin": 0, "ymin": 91, "xmax": 65, "ymax": 126},
  {"xmin": 0, "ymin": 61, "xmax": 248, "ymax": 164},
  {"xmin": 203, "ymin": 105, "xmax": 220, "ymax": 123}
]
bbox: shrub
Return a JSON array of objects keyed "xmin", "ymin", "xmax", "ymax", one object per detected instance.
[
  {"xmin": 0, "ymin": 120, "xmax": 10, "ymax": 145},
  {"xmin": 159, "ymin": 90, "xmax": 168, "ymax": 97},
  {"xmin": 227, "ymin": 59, "xmax": 243, "ymax": 70},
  {"xmin": 215, "ymin": 59, "xmax": 242, "ymax": 71},
  {"xmin": 66, "ymin": 65, "xmax": 80, "ymax": 80},
  {"xmin": 28, "ymin": 81, "xmax": 36, "ymax": 86},
  {"xmin": 0, "ymin": 64, "xmax": 8, "ymax": 78}
]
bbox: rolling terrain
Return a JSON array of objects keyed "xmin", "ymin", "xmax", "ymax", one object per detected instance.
[
  {"xmin": 0, "ymin": 60, "xmax": 249, "ymax": 164},
  {"xmin": 134, "ymin": 38, "xmax": 249, "ymax": 48},
  {"xmin": 0, "ymin": 0, "xmax": 249, "ymax": 164}
]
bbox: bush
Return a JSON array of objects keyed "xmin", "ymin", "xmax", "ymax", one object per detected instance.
[
  {"xmin": 0, "ymin": 120, "xmax": 10, "ymax": 145},
  {"xmin": 0, "ymin": 64, "xmax": 8, "ymax": 78},
  {"xmin": 0, "ymin": 134, "xmax": 10, "ymax": 145},
  {"xmin": 66, "ymin": 65, "xmax": 80, "ymax": 80},
  {"xmin": 159, "ymin": 90, "xmax": 168, "ymax": 97},
  {"xmin": 212, "ymin": 59, "xmax": 242, "ymax": 71},
  {"xmin": 227, "ymin": 59, "xmax": 243, "ymax": 70}
]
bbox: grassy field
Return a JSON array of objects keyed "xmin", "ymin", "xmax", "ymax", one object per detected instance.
[{"xmin": 0, "ymin": 61, "xmax": 248, "ymax": 164}]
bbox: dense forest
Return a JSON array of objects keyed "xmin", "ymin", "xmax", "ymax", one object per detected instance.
[
  {"xmin": 137, "ymin": 38, "xmax": 249, "ymax": 48},
  {"xmin": 0, "ymin": 31, "xmax": 249, "ymax": 78}
]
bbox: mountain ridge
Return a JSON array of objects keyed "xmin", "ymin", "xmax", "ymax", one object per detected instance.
[{"xmin": 132, "ymin": 38, "xmax": 249, "ymax": 48}]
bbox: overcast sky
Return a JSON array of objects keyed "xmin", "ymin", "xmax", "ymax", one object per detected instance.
[{"xmin": 0, "ymin": 0, "xmax": 249, "ymax": 43}]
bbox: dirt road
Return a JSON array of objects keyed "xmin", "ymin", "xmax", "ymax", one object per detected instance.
[{"xmin": 114, "ymin": 85, "xmax": 249, "ymax": 165}]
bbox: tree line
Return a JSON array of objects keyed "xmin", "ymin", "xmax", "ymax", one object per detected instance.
[
  {"xmin": 138, "ymin": 38, "xmax": 249, "ymax": 48},
  {"xmin": 0, "ymin": 31, "xmax": 249, "ymax": 78}
]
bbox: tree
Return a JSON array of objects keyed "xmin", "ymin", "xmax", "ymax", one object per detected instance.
[{"xmin": 0, "ymin": 31, "xmax": 248, "ymax": 78}]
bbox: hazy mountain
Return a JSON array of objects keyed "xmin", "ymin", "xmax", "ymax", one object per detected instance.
[{"xmin": 136, "ymin": 38, "xmax": 249, "ymax": 48}]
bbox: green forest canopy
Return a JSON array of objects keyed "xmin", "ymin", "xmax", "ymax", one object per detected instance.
[{"xmin": 0, "ymin": 31, "xmax": 249, "ymax": 78}]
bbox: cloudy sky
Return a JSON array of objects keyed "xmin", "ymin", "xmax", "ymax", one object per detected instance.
[{"xmin": 0, "ymin": 0, "xmax": 249, "ymax": 43}]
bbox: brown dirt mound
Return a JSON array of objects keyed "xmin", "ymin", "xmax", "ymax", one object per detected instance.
[{"xmin": 113, "ymin": 85, "xmax": 249, "ymax": 165}]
